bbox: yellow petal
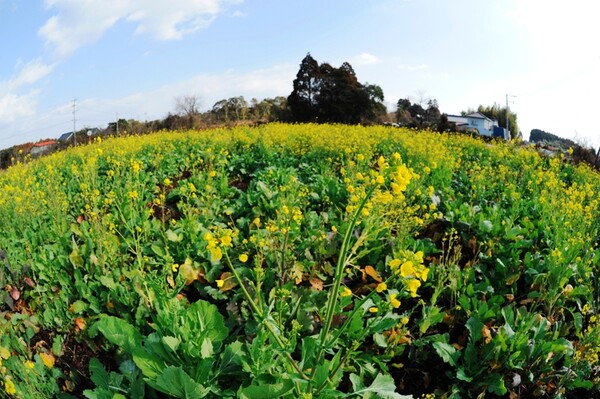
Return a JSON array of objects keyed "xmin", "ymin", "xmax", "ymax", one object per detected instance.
[
  {"xmin": 40, "ymin": 352, "xmax": 55, "ymax": 369},
  {"xmin": 376, "ymin": 282, "xmax": 387, "ymax": 293},
  {"xmin": 390, "ymin": 293, "xmax": 401, "ymax": 309}
]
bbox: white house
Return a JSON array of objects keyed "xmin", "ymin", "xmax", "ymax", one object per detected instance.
[{"xmin": 447, "ymin": 112, "xmax": 510, "ymax": 140}]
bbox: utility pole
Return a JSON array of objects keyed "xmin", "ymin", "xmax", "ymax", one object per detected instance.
[
  {"xmin": 72, "ymin": 99, "xmax": 77, "ymax": 146},
  {"xmin": 116, "ymin": 112, "xmax": 119, "ymax": 136}
]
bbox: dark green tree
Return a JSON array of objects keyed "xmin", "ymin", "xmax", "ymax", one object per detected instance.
[
  {"xmin": 288, "ymin": 54, "xmax": 385, "ymax": 124},
  {"xmin": 288, "ymin": 53, "xmax": 321, "ymax": 122}
]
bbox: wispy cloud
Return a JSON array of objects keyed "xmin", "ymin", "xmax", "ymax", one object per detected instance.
[
  {"xmin": 39, "ymin": 0, "xmax": 243, "ymax": 58},
  {"xmin": 0, "ymin": 59, "xmax": 54, "ymax": 125},
  {"xmin": 11, "ymin": 59, "xmax": 55, "ymax": 88},
  {"xmin": 353, "ymin": 52, "xmax": 381, "ymax": 66}
]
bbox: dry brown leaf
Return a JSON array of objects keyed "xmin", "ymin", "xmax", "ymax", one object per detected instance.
[
  {"xmin": 309, "ymin": 277, "xmax": 324, "ymax": 291},
  {"xmin": 218, "ymin": 272, "xmax": 238, "ymax": 292},
  {"xmin": 74, "ymin": 317, "xmax": 86, "ymax": 332},
  {"xmin": 363, "ymin": 265, "xmax": 382, "ymax": 282}
]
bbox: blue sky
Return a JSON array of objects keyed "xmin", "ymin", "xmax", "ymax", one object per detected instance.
[{"xmin": 1, "ymin": 0, "xmax": 599, "ymax": 150}]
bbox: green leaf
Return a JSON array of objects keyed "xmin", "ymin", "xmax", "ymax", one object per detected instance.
[
  {"xmin": 466, "ymin": 316, "xmax": 484, "ymax": 343},
  {"xmin": 95, "ymin": 315, "xmax": 142, "ymax": 354},
  {"xmin": 239, "ymin": 379, "xmax": 294, "ymax": 399},
  {"xmin": 200, "ymin": 338, "xmax": 213, "ymax": 359},
  {"xmin": 71, "ymin": 300, "xmax": 87, "ymax": 314},
  {"xmin": 479, "ymin": 219, "xmax": 493, "ymax": 233},
  {"xmin": 88, "ymin": 358, "xmax": 110, "ymax": 389},
  {"xmin": 132, "ymin": 350, "xmax": 167, "ymax": 380},
  {"xmin": 161, "ymin": 336, "xmax": 180, "ymax": 353},
  {"xmin": 185, "ymin": 300, "xmax": 228, "ymax": 348},
  {"xmin": 348, "ymin": 373, "xmax": 411, "ymax": 398},
  {"xmin": 456, "ymin": 368, "xmax": 473, "ymax": 382},
  {"xmin": 151, "ymin": 244, "xmax": 165, "ymax": 257},
  {"xmin": 166, "ymin": 229, "xmax": 183, "ymax": 242},
  {"xmin": 69, "ymin": 249, "xmax": 84, "ymax": 267},
  {"xmin": 483, "ymin": 373, "xmax": 507, "ymax": 395},
  {"xmin": 146, "ymin": 366, "xmax": 210, "ymax": 398},
  {"xmin": 99, "ymin": 275, "xmax": 116, "ymax": 290},
  {"xmin": 219, "ymin": 341, "xmax": 244, "ymax": 375},
  {"xmin": 433, "ymin": 341, "xmax": 459, "ymax": 367}
]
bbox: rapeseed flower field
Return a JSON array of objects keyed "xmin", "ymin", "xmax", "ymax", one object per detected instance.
[{"xmin": 0, "ymin": 123, "xmax": 598, "ymax": 398}]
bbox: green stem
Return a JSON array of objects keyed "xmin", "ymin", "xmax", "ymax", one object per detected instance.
[
  {"xmin": 223, "ymin": 250, "xmax": 308, "ymax": 380},
  {"xmin": 310, "ymin": 184, "xmax": 377, "ymax": 386}
]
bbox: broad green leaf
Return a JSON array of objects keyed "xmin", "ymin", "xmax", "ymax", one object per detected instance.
[
  {"xmin": 88, "ymin": 358, "xmax": 110, "ymax": 388},
  {"xmin": 219, "ymin": 341, "xmax": 245, "ymax": 375},
  {"xmin": 466, "ymin": 317, "xmax": 484, "ymax": 343},
  {"xmin": 71, "ymin": 300, "xmax": 87, "ymax": 314},
  {"xmin": 239, "ymin": 379, "xmax": 294, "ymax": 399},
  {"xmin": 132, "ymin": 349, "xmax": 167, "ymax": 379},
  {"xmin": 166, "ymin": 229, "xmax": 182, "ymax": 242},
  {"xmin": 185, "ymin": 300, "xmax": 228, "ymax": 347},
  {"xmin": 483, "ymin": 373, "xmax": 507, "ymax": 395},
  {"xmin": 433, "ymin": 341, "xmax": 458, "ymax": 367},
  {"xmin": 348, "ymin": 373, "xmax": 411, "ymax": 398},
  {"xmin": 456, "ymin": 368, "xmax": 473, "ymax": 382},
  {"xmin": 479, "ymin": 219, "xmax": 493, "ymax": 233},
  {"xmin": 161, "ymin": 336, "xmax": 180, "ymax": 353},
  {"xmin": 95, "ymin": 315, "xmax": 142, "ymax": 354},
  {"xmin": 200, "ymin": 338, "xmax": 213, "ymax": 359},
  {"xmin": 69, "ymin": 249, "xmax": 84, "ymax": 267},
  {"xmin": 146, "ymin": 366, "xmax": 210, "ymax": 398},
  {"xmin": 99, "ymin": 275, "xmax": 116, "ymax": 290}
]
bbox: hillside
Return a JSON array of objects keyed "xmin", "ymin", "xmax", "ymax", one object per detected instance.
[{"xmin": 0, "ymin": 124, "xmax": 599, "ymax": 398}]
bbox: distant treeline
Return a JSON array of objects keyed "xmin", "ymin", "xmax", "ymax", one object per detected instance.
[{"xmin": 529, "ymin": 128, "xmax": 576, "ymax": 147}]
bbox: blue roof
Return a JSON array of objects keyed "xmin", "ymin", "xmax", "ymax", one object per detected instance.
[{"xmin": 58, "ymin": 131, "xmax": 73, "ymax": 141}]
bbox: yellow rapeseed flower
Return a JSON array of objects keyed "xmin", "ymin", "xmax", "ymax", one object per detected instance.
[
  {"xmin": 400, "ymin": 261, "xmax": 416, "ymax": 278},
  {"xmin": 376, "ymin": 282, "xmax": 387, "ymax": 293},
  {"xmin": 220, "ymin": 235, "xmax": 232, "ymax": 247},
  {"xmin": 389, "ymin": 258, "xmax": 401, "ymax": 270},
  {"xmin": 369, "ymin": 307, "xmax": 378, "ymax": 313},
  {"xmin": 209, "ymin": 247, "xmax": 223, "ymax": 262},
  {"xmin": 239, "ymin": 253, "xmax": 248, "ymax": 262},
  {"xmin": 341, "ymin": 286, "xmax": 353, "ymax": 297},
  {"xmin": 4, "ymin": 378, "xmax": 16, "ymax": 396},
  {"xmin": 407, "ymin": 279, "xmax": 421, "ymax": 297},
  {"xmin": 390, "ymin": 293, "xmax": 401, "ymax": 308},
  {"xmin": 216, "ymin": 279, "xmax": 224, "ymax": 288}
]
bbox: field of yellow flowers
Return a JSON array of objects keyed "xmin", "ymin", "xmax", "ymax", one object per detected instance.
[{"xmin": 0, "ymin": 123, "xmax": 599, "ymax": 398}]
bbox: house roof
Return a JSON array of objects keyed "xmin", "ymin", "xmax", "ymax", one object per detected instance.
[
  {"xmin": 465, "ymin": 112, "xmax": 493, "ymax": 121},
  {"xmin": 33, "ymin": 140, "xmax": 58, "ymax": 147},
  {"xmin": 58, "ymin": 131, "xmax": 74, "ymax": 141}
]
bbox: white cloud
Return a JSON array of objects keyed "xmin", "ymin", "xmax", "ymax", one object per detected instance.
[
  {"xmin": 0, "ymin": 60, "xmax": 54, "ymax": 126},
  {"xmin": 0, "ymin": 91, "xmax": 38, "ymax": 123},
  {"xmin": 40, "ymin": 0, "xmax": 242, "ymax": 57},
  {"xmin": 353, "ymin": 52, "xmax": 381, "ymax": 66},
  {"xmin": 12, "ymin": 59, "xmax": 55, "ymax": 87}
]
